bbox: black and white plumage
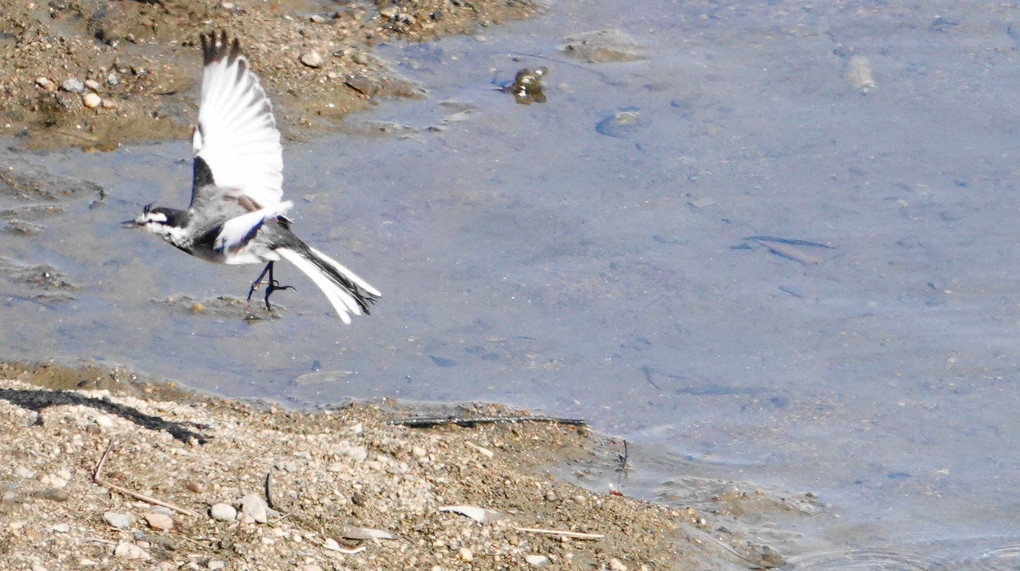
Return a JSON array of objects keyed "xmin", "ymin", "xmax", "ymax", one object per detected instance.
[{"xmin": 129, "ymin": 31, "xmax": 380, "ymax": 323}]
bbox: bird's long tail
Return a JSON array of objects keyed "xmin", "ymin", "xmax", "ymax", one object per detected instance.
[{"xmin": 276, "ymin": 247, "xmax": 381, "ymax": 324}]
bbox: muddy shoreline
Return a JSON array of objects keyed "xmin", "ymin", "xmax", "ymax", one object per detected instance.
[
  {"xmin": 0, "ymin": 0, "xmax": 541, "ymax": 150},
  {"xmin": 0, "ymin": 361, "xmax": 812, "ymax": 569}
]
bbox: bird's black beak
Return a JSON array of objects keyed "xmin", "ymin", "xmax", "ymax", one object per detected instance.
[{"xmin": 121, "ymin": 218, "xmax": 140, "ymax": 228}]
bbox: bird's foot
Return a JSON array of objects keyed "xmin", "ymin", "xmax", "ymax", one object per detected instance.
[{"xmin": 263, "ymin": 280, "xmax": 294, "ymax": 311}]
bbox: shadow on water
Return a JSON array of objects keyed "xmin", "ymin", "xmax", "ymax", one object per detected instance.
[{"xmin": 2, "ymin": 0, "xmax": 1020, "ymax": 564}]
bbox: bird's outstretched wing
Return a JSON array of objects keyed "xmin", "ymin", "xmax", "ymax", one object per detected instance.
[{"xmin": 191, "ymin": 31, "xmax": 284, "ymax": 209}]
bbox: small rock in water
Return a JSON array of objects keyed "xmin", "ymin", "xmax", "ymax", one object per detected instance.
[
  {"xmin": 596, "ymin": 108, "xmax": 645, "ymax": 138},
  {"xmin": 300, "ymin": 51, "xmax": 323, "ymax": 68},
  {"xmin": 210, "ymin": 502, "xmax": 237, "ymax": 521},
  {"xmin": 103, "ymin": 511, "xmax": 132, "ymax": 529},
  {"xmin": 107, "ymin": 73, "xmax": 119, "ymax": 86},
  {"xmin": 504, "ymin": 67, "xmax": 548, "ymax": 105},
  {"xmin": 844, "ymin": 54, "xmax": 876, "ymax": 94},
  {"xmin": 60, "ymin": 78, "xmax": 85, "ymax": 93},
  {"xmin": 608, "ymin": 557, "xmax": 628, "ymax": 571},
  {"xmin": 84, "ymin": 79, "xmax": 101, "ymax": 90},
  {"xmin": 563, "ymin": 29, "xmax": 644, "ymax": 62},
  {"xmin": 241, "ymin": 493, "xmax": 268, "ymax": 523},
  {"xmin": 83, "ymin": 93, "xmax": 102, "ymax": 109}
]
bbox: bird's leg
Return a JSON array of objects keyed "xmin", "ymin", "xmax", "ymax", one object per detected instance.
[
  {"xmin": 261, "ymin": 262, "xmax": 294, "ymax": 311},
  {"xmin": 247, "ymin": 262, "xmax": 273, "ymax": 303}
]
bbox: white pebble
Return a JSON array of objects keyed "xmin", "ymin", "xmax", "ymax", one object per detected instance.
[
  {"xmin": 114, "ymin": 542, "xmax": 150, "ymax": 560},
  {"xmin": 300, "ymin": 51, "xmax": 324, "ymax": 68},
  {"xmin": 210, "ymin": 503, "xmax": 237, "ymax": 522},
  {"xmin": 525, "ymin": 554, "xmax": 550, "ymax": 566},
  {"xmin": 241, "ymin": 493, "xmax": 268, "ymax": 523},
  {"xmin": 83, "ymin": 93, "xmax": 102, "ymax": 109}
]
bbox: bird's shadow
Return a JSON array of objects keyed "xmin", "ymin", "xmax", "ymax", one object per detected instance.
[{"xmin": 0, "ymin": 388, "xmax": 210, "ymax": 444}]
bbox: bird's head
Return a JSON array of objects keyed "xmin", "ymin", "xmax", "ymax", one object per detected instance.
[{"xmin": 123, "ymin": 204, "xmax": 186, "ymax": 240}]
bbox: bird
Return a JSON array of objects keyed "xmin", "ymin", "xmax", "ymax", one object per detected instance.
[{"xmin": 127, "ymin": 31, "xmax": 380, "ymax": 323}]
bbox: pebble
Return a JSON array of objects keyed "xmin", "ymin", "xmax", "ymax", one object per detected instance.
[
  {"xmin": 84, "ymin": 79, "xmax": 101, "ymax": 90},
  {"xmin": 144, "ymin": 512, "xmax": 174, "ymax": 530},
  {"xmin": 459, "ymin": 547, "xmax": 474, "ymax": 562},
  {"xmin": 563, "ymin": 29, "xmax": 644, "ymax": 62},
  {"xmin": 60, "ymin": 78, "xmax": 85, "ymax": 93},
  {"xmin": 609, "ymin": 557, "xmax": 628, "ymax": 571},
  {"xmin": 525, "ymin": 554, "xmax": 550, "ymax": 566},
  {"xmin": 107, "ymin": 73, "xmax": 119, "ymax": 86},
  {"xmin": 51, "ymin": 523, "xmax": 69, "ymax": 533},
  {"xmin": 101, "ymin": 98, "xmax": 118, "ymax": 110},
  {"xmin": 40, "ymin": 474, "xmax": 67, "ymax": 488},
  {"xmin": 14, "ymin": 467, "xmax": 36, "ymax": 479},
  {"xmin": 35, "ymin": 77, "xmax": 56, "ymax": 91},
  {"xmin": 844, "ymin": 54, "xmax": 876, "ymax": 93},
  {"xmin": 210, "ymin": 503, "xmax": 237, "ymax": 521},
  {"xmin": 300, "ymin": 51, "xmax": 323, "ymax": 68},
  {"xmin": 208, "ymin": 561, "xmax": 225, "ymax": 570},
  {"xmin": 83, "ymin": 93, "xmax": 102, "ymax": 109},
  {"xmin": 114, "ymin": 542, "xmax": 151, "ymax": 561},
  {"xmin": 241, "ymin": 493, "xmax": 268, "ymax": 523},
  {"xmin": 103, "ymin": 511, "xmax": 132, "ymax": 529}
]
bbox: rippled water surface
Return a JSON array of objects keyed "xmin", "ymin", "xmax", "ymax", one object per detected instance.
[{"xmin": 4, "ymin": 0, "xmax": 1020, "ymax": 565}]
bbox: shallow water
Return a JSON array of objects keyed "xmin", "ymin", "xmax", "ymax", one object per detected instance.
[{"xmin": 3, "ymin": 0, "xmax": 1020, "ymax": 565}]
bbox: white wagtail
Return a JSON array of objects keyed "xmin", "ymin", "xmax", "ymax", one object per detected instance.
[{"xmin": 127, "ymin": 31, "xmax": 380, "ymax": 323}]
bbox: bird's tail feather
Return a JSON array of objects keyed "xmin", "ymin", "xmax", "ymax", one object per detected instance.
[{"xmin": 276, "ymin": 247, "xmax": 380, "ymax": 323}]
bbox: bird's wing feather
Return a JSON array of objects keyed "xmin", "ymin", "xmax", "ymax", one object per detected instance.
[
  {"xmin": 214, "ymin": 201, "xmax": 293, "ymax": 253},
  {"xmin": 192, "ymin": 31, "xmax": 283, "ymax": 209}
]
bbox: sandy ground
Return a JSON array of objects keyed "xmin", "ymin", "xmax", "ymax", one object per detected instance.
[
  {"xmin": 0, "ymin": 0, "xmax": 540, "ymax": 150},
  {"xmin": 0, "ymin": 362, "xmax": 805, "ymax": 570}
]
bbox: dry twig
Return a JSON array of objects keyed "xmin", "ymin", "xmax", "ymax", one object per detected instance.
[
  {"xmin": 92, "ymin": 439, "xmax": 199, "ymax": 518},
  {"xmin": 390, "ymin": 415, "xmax": 586, "ymax": 429},
  {"xmin": 513, "ymin": 526, "xmax": 605, "ymax": 540}
]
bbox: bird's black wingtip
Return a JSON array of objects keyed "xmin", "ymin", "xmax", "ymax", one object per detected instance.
[{"xmin": 200, "ymin": 30, "xmax": 241, "ymax": 66}]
